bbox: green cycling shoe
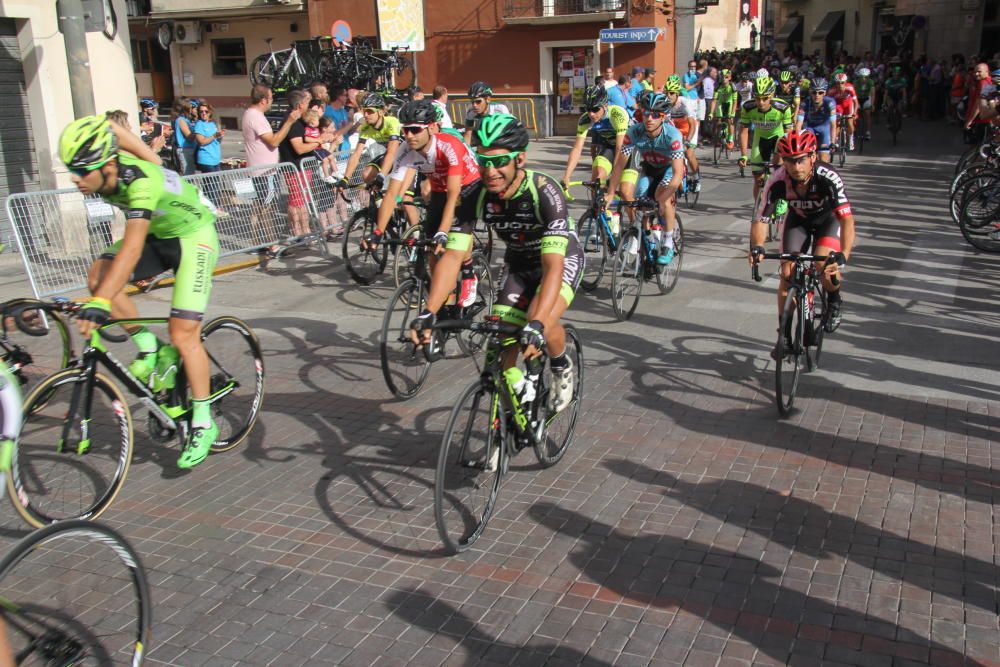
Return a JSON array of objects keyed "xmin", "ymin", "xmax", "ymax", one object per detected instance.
[{"xmin": 177, "ymin": 421, "xmax": 218, "ymax": 469}]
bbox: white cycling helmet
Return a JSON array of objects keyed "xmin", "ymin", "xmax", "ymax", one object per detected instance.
[
  {"xmin": 756, "ymin": 67, "xmax": 769, "ymax": 79},
  {"xmin": 857, "ymin": 67, "xmax": 871, "ymax": 78}
]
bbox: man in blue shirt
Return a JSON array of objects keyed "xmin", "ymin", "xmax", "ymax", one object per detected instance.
[
  {"xmin": 682, "ymin": 59, "xmax": 702, "ymax": 101},
  {"xmin": 324, "ymin": 86, "xmax": 353, "ymax": 159},
  {"xmin": 608, "ymin": 75, "xmax": 636, "ymax": 117},
  {"xmin": 630, "ymin": 67, "xmax": 646, "ymax": 99}
]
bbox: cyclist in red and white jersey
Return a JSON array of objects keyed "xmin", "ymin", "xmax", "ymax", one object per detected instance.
[
  {"xmin": 829, "ymin": 72, "xmax": 860, "ymax": 151},
  {"xmin": 369, "ymin": 100, "xmax": 482, "ymax": 306}
]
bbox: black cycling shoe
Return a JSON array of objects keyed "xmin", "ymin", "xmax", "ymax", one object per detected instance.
[
  {"xmin": 825, "ymin": 298, "xmax": 843, "ymax": 333},
  {"xmin": 770, "ymin": 338, "xmax": 794, "ymax": 361}
]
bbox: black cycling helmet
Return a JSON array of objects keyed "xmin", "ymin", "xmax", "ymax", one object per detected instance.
[
  {"xmin": 640, "ymin": 92, "xmax": 671, "ymax": 113},
  {"xmin": 583, "ymin": 84, "xmax": 609, "ymax": 109},
  {"xmin": 472, "ymin": 113, "xmax": 529, "ymax": 151},
  {"xmin": 359, "ymin": 91, "xmax": 386, "ymax": 109},
  {"xmin": 397, "ymin": 99, "xmax": 438, "ymax": 125},
  {"xmin": 468, "ymin": 81, "xmax": 493, "ymax": 98}
]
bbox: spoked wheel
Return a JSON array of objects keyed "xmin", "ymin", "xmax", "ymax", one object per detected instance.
[
  {"xmin": 455, "ymin": 253, "xmax": 494, "ymax": 359},
  {"xmin": 201, "ymin": 316, "xmax": 265, "ymax": 453},
  {"xmin": 392, "ymin": 224, "xmax": 425, "ymax": 288},
  {"xmin": 950, "ymin": 170, "xmax": 999, "ymax": 225},
  {"xmin": 578, "ymin": 211, "xmax": 608, "ymax": 291},
  {"xmin": 434, "ymin": 380, "xmax": 505, "ymax": 554},
  {"xmin": 342, "ymin": 209, "xmax": 388, "ymax": 285},
  {"xmin": 249, "ymin": 53, "xmax": 276, "ymax": 87},
  {"xmin": 0, "ymin": 520, "xmax": 152, "ymax": 665},
  {"xmin": 533, "ymin": 324, "xmax": 584, "ymax": 467},
  {"xmin": 380, "ymin": 279, "xmax": 432, "ymax": 399},
  {"xmin": 8, "ymin": 369, "xmax": 133, "ymax": 527},
  {"xmin": 775, "ymin": 290, "xmax": 803, "ymax": 418},
  {"xmin": 0, "ymin": 299, "xmax": 74, "ymax": 401},
  {"xmin": 655, "ymin": 216, "xmax": 684, "ymax": 294},
  {"xmin": 837, "ymin": 128, "xmax": 847, "ymax": 168},
  {"xmin": 958, "ymin": 182, "xmax": 1000, "ymax": 252},
  {"xmin": 472, "ymin": 221, "xmax": 494, "ymax": 265},
  {"xmin": 806, "ymin": 293, "xmax": 827, "ymax": 373},
  {"xmin": 611, "ymin": 227, "xmax": 642, "ymax": 320}
]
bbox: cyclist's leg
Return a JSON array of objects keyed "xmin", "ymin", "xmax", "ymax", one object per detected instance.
[
  {"xmin": 811, "ymin": 124, "xmax": 832, "ymax": 163},
  {"xmin": 620, "ymin": 165, "xmax": 640, "ymax": 225},
  {"xmin": 654, "ymin": 171, "xmax": 678, "ymax": 234},
  {"xmin": 592, "ymin": 146, "xmax": 613, "ymax": 186},
  {"xmin": 87, "ymin": 254, "xmax": 141, "ymax": 325},
  {"xmin": 492, "ymin": 270, "xmax": 531, "ymax": 369},
  {"xmin": 750, "ymin": 139, "xmax": 766, "ymax": 200}
]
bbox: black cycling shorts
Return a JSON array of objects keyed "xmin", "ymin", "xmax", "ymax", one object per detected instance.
[
  {"xmin": 493, "ymin": 239, "xmax": 585, "ymax": 325},
  {"xmin": 781, "ymin": 212, "xmax": 843, "ymax": 254},
  {"xmin": 422, "ymin": 181, "xmax": 479, "ymax": 240}
]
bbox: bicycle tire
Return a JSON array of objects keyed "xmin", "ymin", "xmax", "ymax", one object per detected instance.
[
  {"xmin": 434, "ymin": 379, "xmax": 504, "ymax": 554},
  {"xmin": 655, "ymin": 216, "xmax": 684, "ymax": 294},
  {"xmin": 455, "ymin": 253, "xmax": 495, "ymax": 359},
  {"xmin": 472, "ymin": 221, "xmax": 494, "ymax": 265},
  {"xmin": 578, "ymin": 211, "xmax": 607, "ymax": 291},
  {"xmin": 611, "ymin": 227, "xmax": 642, "ymax": 321},
  {"xmin": 392, "ymin": 224, "xmax": 426, "ymax": 289},
  {"xmin": 958, "ymin": 183, "xmax": 1000, "ymax": 252},
  {"xmin": 0, "ymin": 299, "xmax": 74, "ymax": 401},
  {"xmin": 955, "ymin": 144, "xmax": 981, "ymax": 176},
  {"xmin": 808, "ymin": 291, "xmax": 827, "ymax": 372},
  {"xmin": 533, "ymin": 324, "xmax": 583, "ymax": 467},
  {"xmin": 8, "ymin": 368, "xmax": 133, "ymax": 527},
  {"xmin": 201, "ymin": 316, "xmax": 265, "ymax": 453},
  {"xmin": 249, "ymin": 53, "xmax": 274, "ymax": 86},
  {"xmin": 342, "ymin": 208, "xmax": 388, "ymax": 285},
  {"xmin": 837, "ymin": 127, "xmax": 847, "ymax": 168},
  {"xmin": 380, "ymin": 279, "xmax": 432, "ymax": 399},
  {"xmin": 775, "ymin": 290, "xmax": 803, "ymax": 417},
  {"xmin": 0, "ymin": 519, "xmax": 152, "ymax": 666},
  {"xmin": 951, "ymin": 170, "xmax": 999, "ymax": 226}
]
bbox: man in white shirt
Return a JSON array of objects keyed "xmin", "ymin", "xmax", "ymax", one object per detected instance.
[
  {"xmin": 602, "ymin": 67, "xmax": 617, "ymax": 91},
  {"xmin": 432, "ymin": 85, "xmax": 453, "ymax": 128}
]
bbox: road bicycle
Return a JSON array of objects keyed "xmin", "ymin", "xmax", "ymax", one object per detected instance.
[
  {"xmin": 681, "ymin": 160, "xmax": 700, "ymax": 209},
  {"xmin": 8, "ymin": 301, "xmax": 264, "ymax": 527},
  {"xmin": 711, "ymin": 114, "xmax": 735, "ymax": 165},
  {"xmin": 0, "ymin": 298, "xmax": 74, "ymax": 397},
  {"xmin": 379, "ymin": 236, "xmax": 493, "ymax": 399},
  {"xmin": 833, "ymin": 119, "xmax": 850, "ymax": 168},
  {"xmin": 0, "ymin": 519, "xmax": 152, "ymax": 665},
  {"xmin": 566, "ymin": 180, "xmax": 620, "ymax": 291},
  {"xmin": 855, "ymin": 109, "xmax": 867, "ymax": 155},
  {"xmin": 393, "ymin": 220, "xmax": 494, "ymax": 288},
  {"xmin": 340, "ymin": 182, "xmax": 416, "ymax": 286},
  {"xmin": 610, "ymin": 199, "xmax": 684, "ymax": 321},
  {"xmin": 431, "ymin": 317, "xmax": 583, "ymax": 553},
  {"xmin": 957, "ymin": 181, "xmax": 1000, "ymax": 252},
  {"xmin": 885, "ymin": 100, "xmax": 903, "ymax": 146},
  {"xmin": 249, "ymin": 38, "xmax": 313, "ymax": 91},
  {"xmin": 752, "ymin": 251, "xmax": 841, "ymax": 417}
]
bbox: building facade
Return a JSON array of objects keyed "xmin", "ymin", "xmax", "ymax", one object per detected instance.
[{"xmin": 693, "ymin": 0, "xmax": 757, "ymax": 52}]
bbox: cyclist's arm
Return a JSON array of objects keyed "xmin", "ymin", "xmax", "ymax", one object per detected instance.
[
  {"xmin": 111, "ymin": 121, "xmax": 162, "ymax": 166},
  {"xmin": 375, "ymin": 168, "xmax": 413, "ymax": 234},
  {"xmin": 562, "ymin": 134, "xmax": 588, "ymax": 185},
  {"xmin": 840, "ymin": 213, "xmax": 856, "ymax": 262},
  {"xmin": 532, "ymin": 176, "xmax": 572, "ymax": 327},
  {"xmin": 380, "ymin": 139, "xmax": 402, "ymax": 177},
  {"xmin": 739, "ymin": 123, "xmax": 750, "ymax": 158},
  {"xmin": 342, "ymin": 140, "xmax": 367, "ymax": 182},
  {"xmin": 664, "ymin": 154, "xmax": 685, "ymax": 197},
  {"xmin": 532, "ymin": 249, "xmax": 566, "ymax": 334},
  {"xmin": 93, "ymin": 218, "xmax": 151, "ymax": 302},
  {"xmin": 436, "ymin": 172, "xmax": 462, "ymax": 236}
]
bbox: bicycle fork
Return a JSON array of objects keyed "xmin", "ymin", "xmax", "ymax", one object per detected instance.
[{"xmin": 60, "ymin": 365, "xmax": 98, "ymax": 456}]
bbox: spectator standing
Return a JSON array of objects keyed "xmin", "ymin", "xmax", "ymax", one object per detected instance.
[
  {"xmin": 411, "ymin": 86, "xmax": 425, "ymax": 100},
  {"xmin": 683, "ymin": 59, "xmax": 702, "ymax": 103},
  {"xmin": 171, "ymin": 98, "xmax": 198, "ymax": 175},
  {"xmin": 278, "ymin": 89, "xmax": 317, "ymax": 238},
  {"xmin": 602, "ymin": 67, "xmax": 617, "ymax": 91},
  {"xmin": 629, "ymin": 67, "xmax": 646, "ymax": 99},
  {"xmin": 643, "ymin": 68, "xmax": 656, "ymax": 91},
  {"xmin": 608, "ymin": 75, "xmax": 635, "ymax": 116},
  {"xmin": 965, "ymin": 62, "xmax": 995, "ymax": 143},
  {"xmin": 192, "ymin": 101, "xmax": 225, "ymax": 208},
  {"xmin": 949, "ymin": 56, "xmax": 966, "ymax": 124},
  {"xmin": 431, "ymin": 85, "xmax": 453, "ymax": 129},
  {"xmin": 325, "ymin": 86, "xmax": 354, "ymax": 161}
]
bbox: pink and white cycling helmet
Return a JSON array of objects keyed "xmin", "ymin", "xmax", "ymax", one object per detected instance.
[{"xmin": 834, "ymin": 72, "xmax": 848, "ymax": 84}]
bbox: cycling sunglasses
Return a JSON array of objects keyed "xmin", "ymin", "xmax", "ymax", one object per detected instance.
[
  {"xmin": 644, "ymin": 111, "xmax": 666, "ymax": 120},
  {"xmin": 69, "ymin": 165, "xmax": 100, "ymax": 178},
  {"xmin": 472, "ymin": 98, "xmax": 487, "ymax": 105},
  {"xmin": 401, "ymin": 124, "xmax": 428, "ymax": 135},
  {"xmin": 812, "ymin": 90, "xmax": 827, "ymax": 95},
  {"xmin": 362, "ymin": 107, "xmax": 382, "ymax": 114},
  {"xmin": 756, "ymin": 95, "xmax": 773, "ymax": 101},
  {"xmin": 476, "ymin": 151, "xmax": 522, "ymax": 168},
  {"xmin": 587, "ymin": 106, "xmax": 603, "ymax": 113}
]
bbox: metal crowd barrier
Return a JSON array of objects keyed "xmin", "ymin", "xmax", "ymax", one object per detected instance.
[
  {"xmin": 3, "ymin": 162, "xmax": 316, "ymax": 299},
  {"xmin": 447, "ymin": 97, "xmax": 540, "ymax": 137},
  {"xmin": 299, "ymin": 143, "xmax": 381, "ymax": 236}
]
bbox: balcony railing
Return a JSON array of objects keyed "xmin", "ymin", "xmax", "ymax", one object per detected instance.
[
  {"xmin": 126, "ymin": 0, "xmax": 151, "ymax": 17},
  {"xmin": 503, "ymin": 0, "xmax": 627, "ymax": 21}
]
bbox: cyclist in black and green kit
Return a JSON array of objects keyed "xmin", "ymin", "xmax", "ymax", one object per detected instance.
[
  {"xmin": 59, "ymin": 115, "xmax": 220, "ymax": 469},
  {"xmin": 713, "ymin": 69, "xmax": 738, "ymax": 150},
  {"xmin": 738, "ymin": 76, "xmax": 794, "ymax": 202}
]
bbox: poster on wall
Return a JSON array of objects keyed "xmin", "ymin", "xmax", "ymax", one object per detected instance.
[
  {"xmin": 377, "ymin": 0, "xmax": 425, "ymax": 51},
  {"xmin": 559, "ymin": 78, "xmax": 574, "ymax": 114},
  {"xmin": 556, "ymin": 46, "xmax": 595, "ymax": 115}
]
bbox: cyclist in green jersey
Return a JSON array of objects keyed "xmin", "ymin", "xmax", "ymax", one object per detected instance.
[
  {"xmin": 561, "ymin": 85, "xmax": 630, "ymax": 189},
  {"xmin": 738, "ymin": 77, "xmax": 794, "ymax": 202},
  {"xmin": 713, "ymin": 69, "xmax": 738, "ymax": 150},
  {"xmin": 59, "ymin": 115, "xmax": 221, "ymax": 469},
  {"xmin": 776, "ymin": 70, "xmax": 801, "ymax": 114},
  {"xmin": 883, "ymin": 67, "xmax": 908, "ymax": 117},
  {"xmin": 338, "ymin": 91, "xmax": 402, "ymax": 192},
  {"xmin": 854, "ymin": 67, "xmax": 876, "ymax": 140}
]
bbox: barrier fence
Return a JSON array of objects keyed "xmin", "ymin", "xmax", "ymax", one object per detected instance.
[{"xmin": 446, "ymin": 97, "xmax": 541, "ymax": 137}]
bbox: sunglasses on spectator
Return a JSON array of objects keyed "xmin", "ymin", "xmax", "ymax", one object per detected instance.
[
  {"xmin": 401, "ymin": 124, "xmax": 428, "ymax": 135},
  {"xmin": 644, "ymin": 111, "xmax": 666, "ymax": 120},
  {"xmin": 198, "ymin": 108, "xmax": 211, "ymax": 114},
  {"xmin": 476, "ymin": 151, "xmax": 521, "ymax": 168}
]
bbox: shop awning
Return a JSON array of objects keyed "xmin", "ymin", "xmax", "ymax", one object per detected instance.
[
  {"xmin": 811, "ymin": 11, "xmax": 845, "ymax": 41},
  {"xmin": 775, "ymin": 16, "xmax": 802, "ymax": 42}
]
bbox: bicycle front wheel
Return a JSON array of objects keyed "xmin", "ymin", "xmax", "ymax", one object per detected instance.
[
  {"xmin": 533, "ymin": 324, "xmax": 584, "ymax": 467},
  {"xmin": 611, "ymin": 227, "xmax": 642, "ymax": 321},
  {"xmin": 775, "ymin": 290, "xmax": 803, "ymax": 418},
  {"xmin": 8, "ymin": 368, "xmax": 133, "ymax": 527},
  {"xmin": 201, "ymin": 316, "xmax": 265, "ymax": 453},
  {"xmin": 577, "ymin": 211, "xmax": 608, "ymax": 291},
  {"xmin": 655, "ymin": 216, "xmax": 684, "ymax": 294},
  {"xmin": 455, "ymin": 252, "xmax": 495, "ymax": 359},
  {"xmin": 434, "ymin": 380, "xmax": 505, "ymax": 554},
  {"xmin": 958, "ymin": 183, "xmax": 1000, "ymax": 253},
  {"xmin": 380, "ymin": 279, "xmax": 431, "ymax": 399},
  {"xmin": 342, "ymin": 209, "xmax": 388, "ymax": 285},
  {"xmin": 0, "ymin": 519, "xmax": 152, "ymax": 665},
  {"xmin": 392, "ymin": 224, "xmax": 425, "ymax": 288}
]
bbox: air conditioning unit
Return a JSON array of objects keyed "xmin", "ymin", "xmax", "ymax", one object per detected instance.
[
  {"xmin": 173, "ymin": 21, "xmax": 202, "ymax": 44},
  {"xmin": 583, "ymin": 0, "xmax": 619, "ymax": 10}
]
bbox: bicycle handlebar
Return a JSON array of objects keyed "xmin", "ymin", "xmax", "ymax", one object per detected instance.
[
  {"xmin": 751, "ymin": 251, "xmax": 842, "ymax": 286},
  {"xmin": 617, "ymin": 198, "xmax": 658, "ymax": 212},
  {"xmin": 8, "ymin": 298, "xmax": 128, "ymax": 343}
]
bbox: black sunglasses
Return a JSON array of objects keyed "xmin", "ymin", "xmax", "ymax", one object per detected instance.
[{"xmin": 587, "ymin": 106, "xmax": 603, "ymax": 113}]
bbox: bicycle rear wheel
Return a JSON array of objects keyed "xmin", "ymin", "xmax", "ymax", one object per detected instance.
[
  {"xmin": 807, "ymin": 292, "xmax": 827, "ymax": 372},
  {"xmin": 392, "ymin": 224, "xmax": 425, "ymax": 288},
  {"xmin": 533, "ymin": 324, "xmax": 583, "ymax": 467},
  {"xmin": 8, "ymin": 368, "xmax": 133, "ymax": 528},
  {"xmin": 611, "ymin": 227, "xmax": 642, "ymax": 321},
  {"xmin": 655, "ymin": 216, "xmax": 684, "ymax": 294},
  {"xmin": 380, "ymin": 279, "xmax": 432, "ymax": 399},
  {"xmin": 342, "ymin": 209, "xmax": 388, "ymax": 285},
  {"xmin": 0, "ymin": 519, "xmax": 152, "ymax": 666},
  {"xmin": 472, "ymin": 220, "xmax": 494, "ymax": 265},
  {"xmin": 775, "ymin": 290, "xmax": 803, "ymax": 418},
  {"xmin": 837, "ymin": 127, "xmax": 847, "ymax": 168},
  {"xmin": 201, "ymin": 316, "xmax": 265, "ymax": 453},
  {"xmin": 434, "ymin": 380, "xmax": 505, "ymax": 554},
  {"xmin": 578, "ymin": 211, "xmax": 607, "ymax": 291},
  {"xmin": 958, "ymin": 183, "xmax": 1000, "ymax": 252},
  {"xmin": 0, "ymin": 299, "xmax": 74, "ymax": 399},
  {"xmin": 249, "ymin": 53, "xmax": 275, "ymax": 86}
]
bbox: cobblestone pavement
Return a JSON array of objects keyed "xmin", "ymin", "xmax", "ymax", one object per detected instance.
[{"xmin": 0, "ymin": 119, "xmax": 996, "ymax": 666}]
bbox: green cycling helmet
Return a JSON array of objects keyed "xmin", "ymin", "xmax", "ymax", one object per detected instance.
[
  {"xmin": 662, "ymin": 78, "xmax": 682, "ymax": 94},
  {"xmin": 779, "ymin": 70, "xmax": 795, "ymax": 83},
  {"xmin": 754, "ymin": 76, "xmax": 776, "ymax": 97},
  {"xmin": 667, "ymin": 74, "xmax": 681, "ymax": 84},
  {"xmin": 473, "ymin": 113, "xmax": 529, "ymax": 151},
  {"xmin": 59, "ymin": 115, "xmax": 118, "ymax": 170}
]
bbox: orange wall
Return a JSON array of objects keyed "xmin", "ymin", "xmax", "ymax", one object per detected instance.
[{"xmin": 310, "ymin": 1, "xmax": 676, "ymax": 93}]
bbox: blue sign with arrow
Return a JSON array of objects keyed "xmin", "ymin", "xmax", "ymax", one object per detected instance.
[{"xmin": 599, "ymin": 27, "xmax": 665, "ymax": 43}]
